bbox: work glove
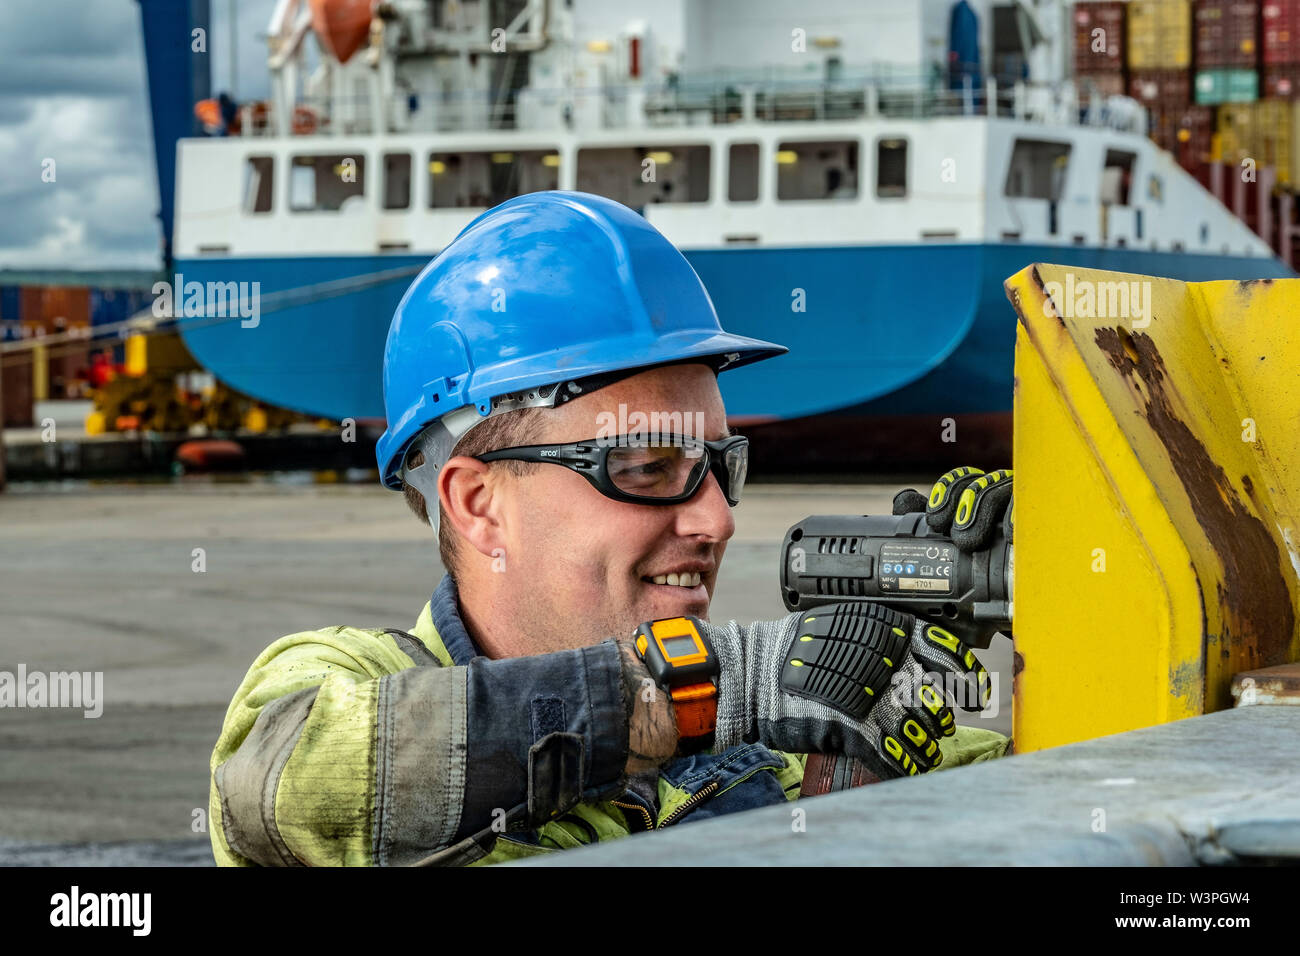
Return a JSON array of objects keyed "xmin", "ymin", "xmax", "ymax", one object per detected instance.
[
  {"xmin": 892, "ymin": 466, "xmax": 1013, "ymax": 553},
  {"xmin": 704, "ymin": 602, "xmax": 992, "ymax": 780}
]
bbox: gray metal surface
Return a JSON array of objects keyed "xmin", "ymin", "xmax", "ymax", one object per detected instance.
[
  {"xmin": 0, "ymin": 838, "xmax": 213, "ymax": 867},
  {"xmin": 523, "ymin": 706, "xmax": 1300, "ymax": 866}
]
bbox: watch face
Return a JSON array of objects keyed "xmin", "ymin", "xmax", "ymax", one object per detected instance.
[
  {"xmin": 636, "ymin": 617, "xmax": 719, "ymax": 688},
  {"xmin": 659, "ymin": 634, "xmax": 699, "ymax": 659}
]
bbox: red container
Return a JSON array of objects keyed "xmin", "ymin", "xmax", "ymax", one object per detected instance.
[
  {"xmin": 2, "ymin": 354, "xmax": 34, "ymax": 428},
  {"xmin": 49, "ymin": 343, "xmax": 91, "ymax": 399},
  {"xmin": 1074, "ymin": 1, "xmax": 1128, "ymax": 73},
  {"xmin": 1262, "ymin": 0, "xmax": 1300, "ymax": 65},
  {"xmin": 1147, "ymin": 104, "xmax": 1215, "ymax": 172},
  {"xmin": 19, "ymin": 286, "xmax": 91, "ymax": 334},
  {"xmin": 1195, "ymin": 1, "xmax": 1260, "ymax": 69},
  {"xmin": 1263, "ymin": 61, "xmax": 1300, "ymax": 94},
  {"xmin": 1129, "ymin": 68, "xmax": 1193, "ymax": 105}
]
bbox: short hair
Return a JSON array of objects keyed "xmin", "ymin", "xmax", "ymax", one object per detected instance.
[{"xmin": 402, "ymin": 407, "xmax": 546, "ymax": 578}]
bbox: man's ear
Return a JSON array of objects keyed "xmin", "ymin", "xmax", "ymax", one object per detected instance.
[{"xmin": 438, "ymin": 455, "xmax": 507, "ymax": 559}]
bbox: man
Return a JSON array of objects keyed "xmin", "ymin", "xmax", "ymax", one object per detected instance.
[{"xmin": 209, "ymin": 191, "xmax": 1010, "ymax": 866}]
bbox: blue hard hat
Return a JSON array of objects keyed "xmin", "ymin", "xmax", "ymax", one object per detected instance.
[{"xmin": 376, "ymin": 191, "xmax": 787, "ymax": 491}]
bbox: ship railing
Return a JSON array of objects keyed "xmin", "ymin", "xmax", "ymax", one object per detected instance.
[{"xmin": 233, "ymin": 72, "xmax": 1141, "ymax": 138}]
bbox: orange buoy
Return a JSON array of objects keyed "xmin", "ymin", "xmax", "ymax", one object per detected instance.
[
  {"xmin": 175, "ymin": 439, "xmax": 247, "ymax": 472},
  {"xmin": 308, "ymin": 0, "xmax": 373, "ymax": 64}
]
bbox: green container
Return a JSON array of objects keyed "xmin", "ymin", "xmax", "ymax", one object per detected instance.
[{"xmin": 1195, "ymin": 69, "xmax": 1259, "ymax": 105}]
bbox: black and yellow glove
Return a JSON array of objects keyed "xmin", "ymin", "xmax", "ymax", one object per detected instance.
[
  {"xmin": 893, "ymin": 465, "xmax": 1013, "ymax": 553},
  {"xmin": 706, "ymin": 603, "xmax": 993, "ymax": 780}
]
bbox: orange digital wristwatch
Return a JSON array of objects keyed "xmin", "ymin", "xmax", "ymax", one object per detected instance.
[{"xmin": 633, "ymin": 616, "xmax": 718, "ymax": 752}]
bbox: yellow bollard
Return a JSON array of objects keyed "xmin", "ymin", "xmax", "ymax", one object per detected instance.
[
  {"xmin": 1004, "ymin": 265, "xmax": 1300, "ymax": 752},
  {"xmin": 124, "ymin": 333, "xmax": 147, "ymax": 378},
  {"xmin": 31, "ymin": 342, "xmax": 48, "ymax": 402}
]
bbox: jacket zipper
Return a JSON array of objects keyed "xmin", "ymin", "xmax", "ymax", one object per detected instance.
[
  {"xmin": 658, "ymin": 780, "xmax": 720, "ymax": 827},
  {"xmin": 612, "ymin": 779, "xmax": 722, "ymax": 831},
  {"xmin": 610, "ymin": 799, "xmax": 655, "ymax": 833}
]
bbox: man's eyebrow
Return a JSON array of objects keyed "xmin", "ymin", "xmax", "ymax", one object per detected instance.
[{"xmin": 711, "ymin": 423, "xmax": 733, "ymax": 441}]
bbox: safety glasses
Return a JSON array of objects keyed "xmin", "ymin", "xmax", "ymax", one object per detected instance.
[{"xmin": 476, "ymin": 433, "xmax": 749, "ymax": 506}]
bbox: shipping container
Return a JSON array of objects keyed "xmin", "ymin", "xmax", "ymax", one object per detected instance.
[
  {"xmin": 1217, "ymin": 99, "xmax": 1300, "ymax": 182},
  {"xmin": 1130, "ymin": 0, "xmax": 1194, "ymax": 69},
  {"xmin": 1194, "ymin": 1, "xmax": 1260, "ymax": 69},
  {"xmin": 1074, "ymin": 1, "xmax": 1128, "ymax": 74},
  {"xmin": 2, "ymin": 354, "xmax": 34, "ymax": 428},
  {"xmin": 1262, "ymin": 0, "xmax": 1300, "ymax": 65},
  {"xmin": 52, "ymin": 343, "xmax": 92, "ymax": 399},
  {"xmin": 1130, "ymin": 67, "xmax": 1194, "ymax": 104},
  {"xmin": 90, "ymin": 287, "xmax": 152, "ymax": 327},
  {"xmin": 1195, "ymin": 66, "xmax": 1261, "ymax": 101},
  {"xmin": 19, "ymin": 285, "xmax": 91, "ymax": 334},
  {"xmin": 0, "ymin": 286, "xmax": 19, "ymax": 321},
  {"xmin": 1148, "ymin": 104, "xmax": 1216, "ymax": 163},
  {"xmin": 1263, "ymin": 61, "xmax": 1300, "ymax": 95}
]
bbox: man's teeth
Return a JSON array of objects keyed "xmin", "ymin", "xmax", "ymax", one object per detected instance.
[{"xmin": 651, "ymin": 572, "xmax": 702, "ymax": 587}]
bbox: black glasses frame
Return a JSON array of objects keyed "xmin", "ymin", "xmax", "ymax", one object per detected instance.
[{"xmin": 475, "ymin": 433, "xmax": 749, "ymax": 506}]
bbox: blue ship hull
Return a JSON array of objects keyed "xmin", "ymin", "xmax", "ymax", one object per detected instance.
[{"xmin": 175, "ymin": 244, "xmax": 1294, "ymax": 434}]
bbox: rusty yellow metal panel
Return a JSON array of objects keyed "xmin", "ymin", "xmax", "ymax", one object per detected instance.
[{"xmin": 1005, "ymin": 265, "xmax": 1300, "ymax": 752}]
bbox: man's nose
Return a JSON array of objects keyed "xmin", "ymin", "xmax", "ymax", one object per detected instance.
[{"xmin": 675, "ymin": 468, "xmax": 735, "ymax": 542}]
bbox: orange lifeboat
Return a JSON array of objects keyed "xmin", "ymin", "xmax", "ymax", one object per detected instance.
[
  {"xmin": 194, "ymin": 97, "xmax": 223, "ymax": 133},
  {"xmin": 308, "ymin": 0, "xmax": 373, "ymax": 64}
]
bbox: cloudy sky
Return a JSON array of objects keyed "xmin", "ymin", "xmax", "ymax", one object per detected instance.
[{"xmin": 0, "ymin": 0, "xmax": 279, "ymax": 271}]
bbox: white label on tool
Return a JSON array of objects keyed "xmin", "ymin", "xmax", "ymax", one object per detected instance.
[
  {"xmin": 898, "ymin": 578, "xmax": 950, "ymax": 592},
  {"xmin": 878, "ymin": 542, "xmax": 954, "ymax": 594}
]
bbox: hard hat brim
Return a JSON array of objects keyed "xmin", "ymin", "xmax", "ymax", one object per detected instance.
[{"xmin": 379, "ymin": 330, "xmax": 788, "ymax": 489}]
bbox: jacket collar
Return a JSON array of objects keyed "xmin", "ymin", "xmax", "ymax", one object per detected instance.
[{"xmin": 416, "ymin": 574, "xmax": 483, "ymax": 667}]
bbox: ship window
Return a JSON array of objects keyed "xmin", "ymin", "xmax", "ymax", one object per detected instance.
[
  {"xmin": 429, "ymin": 150, "xmax": 560, "ymax": 209},
  {"xmin": 383, "ymin": 153, "xmax": 412, "ymax": 210},
  {"xmin": 575, "ymin": 145, "xmax": 710, "ymax": 209},
  {"xmin": 243, "ymin": 156, "xmax": 274, "ymax": 214},
  {"xmin": 1004, "ymin": 139, "xmax": 1071, "ymax": 200},
  {"xmin": 1101, "ymin": 150, "xmax": 1136, "ymax": 206},
  {"xmin": 876, "ymin": 138, "xmax": 907, "ymax": 198},
  {"xmin": 777, "ymin": 140, "xmax": 858, "ymax": 200},
  {"xmin": 729, "ymin": 143, "xmax": 759, "ymax": 202},
  {"xmin": 289, "ymin": 154, "xmax": 366, "ymax": 212}
]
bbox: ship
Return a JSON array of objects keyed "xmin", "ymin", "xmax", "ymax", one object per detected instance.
[{"xmin": 136, "ymin": 0, "xmax": 1295, "ymax": 467}]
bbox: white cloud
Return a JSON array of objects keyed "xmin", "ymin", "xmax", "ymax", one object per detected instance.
[{"xmin": 0, "ymin": 0, "xmax": 283, "ymax": 271}]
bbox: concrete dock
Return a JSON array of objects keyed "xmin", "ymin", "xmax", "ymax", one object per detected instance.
[{"xmin": 0, "ymin": 478, "xmax": 1013, "ymax": 865}]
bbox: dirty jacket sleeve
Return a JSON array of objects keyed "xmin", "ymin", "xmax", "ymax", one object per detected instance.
[{"xmin": 208, "ymin": 626, "xmax": 629, "ymax": 866}]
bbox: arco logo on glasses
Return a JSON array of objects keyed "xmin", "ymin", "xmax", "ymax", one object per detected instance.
[{"xmin": 476, "ymin": 433, "xmax": 748, "ymax": 506}]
